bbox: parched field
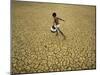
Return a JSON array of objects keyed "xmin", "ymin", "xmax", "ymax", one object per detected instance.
[{"xmin": 11, "ymin": 1, "xmax": 96, "ymax": 74}]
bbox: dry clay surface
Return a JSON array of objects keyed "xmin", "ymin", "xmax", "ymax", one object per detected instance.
[{"xmin": 12, "ymin": 1, "xmax": 96, "ymax": 74}]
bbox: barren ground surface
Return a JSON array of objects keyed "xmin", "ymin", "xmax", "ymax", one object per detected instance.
[{"xmin": 12, "ymin": 1, "xmax": 96, "ymax": 74}]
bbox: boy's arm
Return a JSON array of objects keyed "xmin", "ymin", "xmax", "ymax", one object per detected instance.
[{"xmin": 58, "ymin": 17, "xmax": 65, "ymax": 21}]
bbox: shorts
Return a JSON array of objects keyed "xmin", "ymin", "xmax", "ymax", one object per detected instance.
[{"xmin": 50, "ymin": 24, "xmax": 60, "ymax": 32}]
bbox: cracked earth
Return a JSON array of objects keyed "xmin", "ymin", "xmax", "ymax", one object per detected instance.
[{"xmin": 11, "ymin": 1, "xmax": 96, "ymax": 74}]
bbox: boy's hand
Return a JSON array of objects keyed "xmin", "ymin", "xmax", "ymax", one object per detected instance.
[
  {"xmin": 61, "ymin": 19, "xmax": 65, "ymax": 21},
  {"xmin": 61, "ymin": 19, "xmax": 64, "ymax": 21}
]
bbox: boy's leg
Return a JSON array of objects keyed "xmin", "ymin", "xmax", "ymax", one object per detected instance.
[
  {"xmin": 57, "ymin": 28, "xmax": 66, "ymax": 39},
  {"xmin": 55, "ymin": 25, "xmax": 59, "ymax": 36},
  {"xmin": 56, "ymin": 29, "xmax": 59, "ymax": 36}
]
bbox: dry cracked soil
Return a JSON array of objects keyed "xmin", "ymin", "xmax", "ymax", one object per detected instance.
[{"xmin": 11, "ymin": 1, "xmax": 96, "ymax": 74}]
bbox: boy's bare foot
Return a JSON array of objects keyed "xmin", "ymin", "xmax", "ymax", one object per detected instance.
[
  {"xmin": 56, "ymin": 33, "xmax": 58, "ymax": 36},
  {"xmin": 56, "ymin": 31, "xmax": 58, "ymax": 36}
]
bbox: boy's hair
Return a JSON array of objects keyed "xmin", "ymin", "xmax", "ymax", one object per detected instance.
[{"xmin": 52, "ymin": 12, "xmax": 56, "ymax": 17}]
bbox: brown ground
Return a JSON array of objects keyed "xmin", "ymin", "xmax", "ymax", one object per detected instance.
[{"xmin": 11, "ymin": 1, "xmax": 96, "ymax": 74}]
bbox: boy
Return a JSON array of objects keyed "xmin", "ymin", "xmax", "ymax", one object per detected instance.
[{"xmin": 51, "ymin": 12, "xmax": 66, "ymax": 39}]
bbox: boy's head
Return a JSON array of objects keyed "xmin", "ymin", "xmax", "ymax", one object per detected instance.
[{"xmin": 52, "ymin": 12, "xmax": 56, "ymax": 17}]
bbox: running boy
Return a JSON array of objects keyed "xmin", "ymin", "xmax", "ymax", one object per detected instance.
[{"xmin": 51, "ymin": 12, "xmax": 66, "ymax": 39}]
